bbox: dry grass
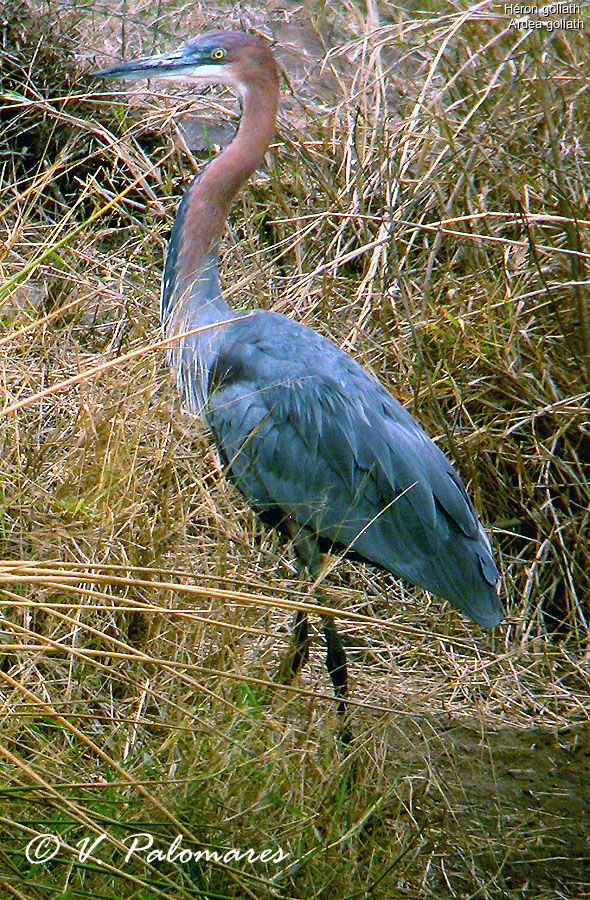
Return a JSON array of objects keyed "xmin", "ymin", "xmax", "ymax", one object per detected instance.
[{"xmin": 1, "ymin": 0, "xmax": 589, "ymax": 897}]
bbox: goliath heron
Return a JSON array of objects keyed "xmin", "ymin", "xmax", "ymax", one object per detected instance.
[{"xmin": 95, "ymin": 30, "xmax": 502, "ymax": 736}]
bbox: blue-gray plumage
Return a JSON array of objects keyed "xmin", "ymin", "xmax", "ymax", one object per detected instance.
[
  {"xmin": 202, "ymin": 310, "xmax": 501, "ymax": 627},
  {"xmin": 96, "ymin": 29, "xmax": 502, "ymax": 735}
]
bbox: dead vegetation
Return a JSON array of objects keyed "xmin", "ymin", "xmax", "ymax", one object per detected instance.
[{"xmin": 0, "ymin": 1, "xmax": 589, "ymax": 898}]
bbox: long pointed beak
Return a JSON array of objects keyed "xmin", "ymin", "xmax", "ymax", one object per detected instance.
[{"xmin": 94, "ymin": 47, "xmax": 199, "ymax": 81}]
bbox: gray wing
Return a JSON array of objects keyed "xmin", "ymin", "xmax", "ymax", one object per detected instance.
[{"xmin": 202, "ymin": 311, "xmax": 502, "ymax": 628}]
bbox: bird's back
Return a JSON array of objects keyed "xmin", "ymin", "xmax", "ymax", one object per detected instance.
[{"xmin": 179, "ymin": 310, "xmax": 502, "ymax": 629}]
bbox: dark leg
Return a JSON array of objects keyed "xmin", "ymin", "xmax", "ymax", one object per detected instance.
[
  {"xmin": 322, "ymin": 617, "xmax": 348, "ymax": 709},
  {"xmin": 275, "ymin": 527, "xmax": 319, "ymax": 686},
  {"xmin": 276, "ymin": 608, "xmax": 310, "ymax": 684},
  {"xmin": 277, "ymin": 526, "xmax": 353, "ymax": 742},
  {"xmin": 322, "ymin": 616, "xmax": 351, "ymax": 745}
]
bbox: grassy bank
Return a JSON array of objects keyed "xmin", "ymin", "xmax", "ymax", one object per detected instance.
[{"xmin": 1, "ymin": 1, "xmax": 588, "ymax": 897}]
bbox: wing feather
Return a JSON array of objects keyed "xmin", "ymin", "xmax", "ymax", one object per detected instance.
[{"xmin": 201, "ymin": 311, "xmax": 502, "ymax": 627}]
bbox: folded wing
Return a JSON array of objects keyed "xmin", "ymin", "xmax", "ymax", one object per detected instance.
[{"xmin": 203, "ymin": 311, "xmax": 502, "ymax": 628}]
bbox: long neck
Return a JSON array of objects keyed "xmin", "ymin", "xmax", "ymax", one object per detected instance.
[{"xmin": 163, "ymin": 74, "xmax": 279, "ymax": 329}]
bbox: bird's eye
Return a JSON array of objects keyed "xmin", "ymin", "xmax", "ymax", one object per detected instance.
[{"xmin": 211, "ymin": 47, "xmax": 226, "ymax": 61}]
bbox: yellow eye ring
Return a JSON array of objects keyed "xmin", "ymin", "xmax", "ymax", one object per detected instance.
[{"xmin": 211, "ymin": 48, "xmax": 226, "ymax": 61}]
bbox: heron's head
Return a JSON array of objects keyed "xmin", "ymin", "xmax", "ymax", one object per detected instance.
[{"xmin": 94, "ymin": 30, "xmax": 278, "ymax": 95}]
